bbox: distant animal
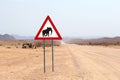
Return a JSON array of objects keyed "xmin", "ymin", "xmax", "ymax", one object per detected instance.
[
  {"xmin": 42, "ymin": 27, "xmax": 52, "ymax": 36},
  {"xmin": 22, "ymin": 43, "xmax": 36, "ymax": 49}
]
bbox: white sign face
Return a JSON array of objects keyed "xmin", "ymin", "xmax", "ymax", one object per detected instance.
[
  {"xmin": 38, "ymin": 20, "xmax": 58, "ymax": 38},
  {"xmin": 34, "ymin": 16, "xmax": 62, "ymax": 40}
]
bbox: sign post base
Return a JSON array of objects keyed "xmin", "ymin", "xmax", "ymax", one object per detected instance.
[
  {"xmin": 43, "ymin": 40, "xmax": 46, "ymax": 73},
  {"xmin": 52, "ymin": 40, "xmax": 54, "ymax": 72}
]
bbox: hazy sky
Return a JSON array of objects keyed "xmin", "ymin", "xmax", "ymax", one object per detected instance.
[{"xmin": 0, "ymin": 0, "xmax": 120, "ymax": 38}]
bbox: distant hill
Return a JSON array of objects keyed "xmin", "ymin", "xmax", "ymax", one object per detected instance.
[
  {"xmin": 12, "ymin": 34, "xmax": 34, "ymax": 40},
  {"xmin": 64, "ymin": 36, "xmax": 120, "ymax": 45},
  {"xmin": 0, "ymin": 34, "xmax": 15, "ymax": 40}
]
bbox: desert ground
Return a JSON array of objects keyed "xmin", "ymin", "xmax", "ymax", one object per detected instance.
[{"xmin": 0, "ymin": 41, "xmax": 120, "ymax": 80}]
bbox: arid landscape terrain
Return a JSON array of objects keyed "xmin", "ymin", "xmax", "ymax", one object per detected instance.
[
  {"xmin": 0, "ymin": 0, "xmax": 119, "ymax": 79},
  {"xmin": 0, "ymin": 40, "xmax": 120, "ymax": 80}
]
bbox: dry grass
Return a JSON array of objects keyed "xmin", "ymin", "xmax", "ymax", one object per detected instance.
[
  {"xmin": 0, "ymin": 40, "xmax": 61, "ymax": 48},
  {"xmin": 1, "ymin": 40, "xmax": 120, "ymax": 80},
  {"xmin": 64, "ymin": 38, "xmax": 120, "ymax": 46}
]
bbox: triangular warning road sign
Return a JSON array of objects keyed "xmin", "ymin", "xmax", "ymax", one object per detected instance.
[{"xmin": 34, "ymin": 16, "xmax": 62, "ymax": 40}]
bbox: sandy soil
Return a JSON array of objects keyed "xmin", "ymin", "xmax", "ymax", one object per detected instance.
[{"xmin": 0, "ymin": 43, "xmax": 120, "ymax": 80}]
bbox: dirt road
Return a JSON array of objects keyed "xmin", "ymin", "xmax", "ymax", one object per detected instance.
[
  {"xmin": 0, "ymin": 44, "xmax": 120, "ymax": 80},
  {"xmin": 67, "ymin": 44, "xmax": 120, "ymax": 80}
]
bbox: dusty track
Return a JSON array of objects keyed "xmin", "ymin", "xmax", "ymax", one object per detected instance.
[
  {"xmin": 67, "ymin": 44, "xmax": 120, "ymax": 80},
  {"xmin": 0, "ymin": 44, "xmax": 120, "ymax": 80}
]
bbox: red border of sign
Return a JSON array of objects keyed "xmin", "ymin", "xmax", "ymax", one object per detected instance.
[{"xmin": 34, "ymin": 16, "xmax": 62, "ymax": 40}]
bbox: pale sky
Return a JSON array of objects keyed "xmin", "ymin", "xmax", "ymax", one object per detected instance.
[{"xmin": 0, "ymin": 0, "xmax": 120, "ymax": 38}]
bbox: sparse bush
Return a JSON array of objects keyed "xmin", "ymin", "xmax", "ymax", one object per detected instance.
[
  {"xmin": 89, "ymin": 42, "xmax": 92, "ymax": 45},
  {"xmin": 6, "ymin": 47, "xmax": 11, "ymax": 49},
  {"xmin": 0, "ymin": 44, "xmax": 2, "ymax": 46},
  {"xmin": 35, "ymin": 42, "xmax": 42, "ymax": 47},
  {"xmin": 18, "ymin": 43, "xmax": 21, "ymax": 45}
]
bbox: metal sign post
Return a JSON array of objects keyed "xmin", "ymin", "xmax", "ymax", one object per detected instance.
[
  {"xmin": 52, "ymin": 40, "xmax": 54, "ymax": 72},
  {"xmin": 43, "ymin": 40, "xmax": 46, "ymax": 73},
  {"xmin": 34, "ymin": 16, "xmax": 62, "ymax": 73},
  {"xmin": 43, "ymin": 40, "xmax": 54, "ymax": 73}
]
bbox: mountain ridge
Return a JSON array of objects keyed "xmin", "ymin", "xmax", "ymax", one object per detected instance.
[{"xmin": 0, "ymin": 34, "xmax": 15, "ymax": 40}]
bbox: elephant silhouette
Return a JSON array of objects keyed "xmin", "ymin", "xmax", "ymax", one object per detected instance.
[{"xmin": 42, "ymin": 27, "xmax": 52, "ymax": 36}]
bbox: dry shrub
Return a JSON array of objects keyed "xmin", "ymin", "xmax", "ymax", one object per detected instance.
[
  {"xmin": 35, "ymin": 41, "xmax": 61, "ymax": 47},
  {"xmin": 6, "ymin": 47, "xmax": 11, "ymax": 49},
  {"xmin": 18, "ymin": 42, "xmax": 21, "ymax": 45},
  {"xmin": 0, "ymin": 44, "xmax": 2, "ymax": 46},
  {"xmin": 35, "ymin": 42, "xmax": 42, "ymax": 47}
]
